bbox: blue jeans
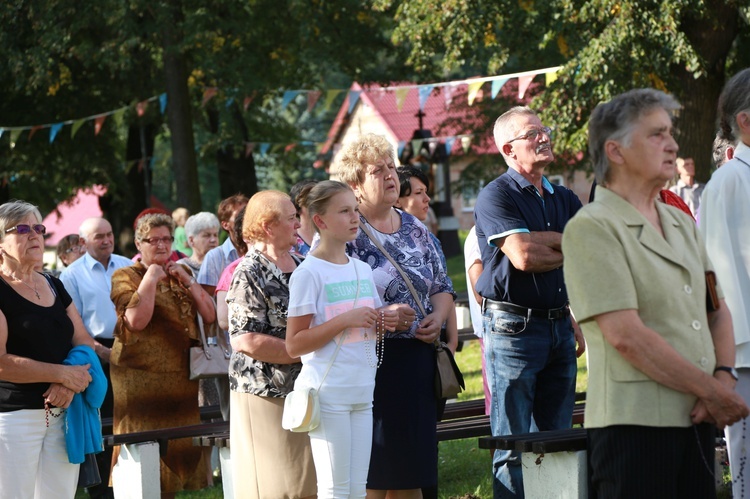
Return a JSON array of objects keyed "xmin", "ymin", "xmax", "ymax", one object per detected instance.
[{"xmin": 483, "ymin": 309, "xmax": 577, "ymax": 498}]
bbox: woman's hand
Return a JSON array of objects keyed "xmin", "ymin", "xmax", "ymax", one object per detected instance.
[
  {"xmin": 694, "ymin": 380, "xmax": 749, "ymax": 429},
  {"xmin": 43, "ymin": 383, "xmax": 75, "ymax": 409},
  {"xmin": 58, "ymin": 364, "xmax": 91, "ymax": 393},
  {"xmin": 164, "ymin": 261, "xmax": 191, "ymax": 286},
  {"xmin": 376, "ymin": 307, "xmax": 400, "ymax": 332},
  {"xmin": 144, "ymin": 263, "xmax": 167, "ymax": 284},
  {"xmin": 383, "ymin": 303, "xmax": 416, "ymax": 331},
  {"xmin": 414, "ymin": 312, "xmax": 442, "ymax": 344},
  {"xmin": 341, "ymin": 307, "xmax": 379, "ymax": 330}
]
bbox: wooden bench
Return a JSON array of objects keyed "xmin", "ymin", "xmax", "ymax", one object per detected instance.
[{"xmin": 479, "ymin": 428, "xmax": 589, "ymax": 497}]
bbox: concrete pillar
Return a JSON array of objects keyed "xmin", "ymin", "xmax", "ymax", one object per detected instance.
[
  {"xmin": 522, "ymin": 450, "xmax": 587, "ymax": 499},
  {"xmin": 111, "ymin": 442, "xmax": 161, "ymax": 499}
]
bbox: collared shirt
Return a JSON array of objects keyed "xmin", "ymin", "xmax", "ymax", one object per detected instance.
[
  {"xmin": 564, "ymin": 186, "xmax": 717, "ymax": 427},
  {"xmin": 699, "ymin": 141, "xmax": 750, "ymax": 367},
  {"xmin": 474, "ymin": 167, "xmax": 582, "ymax": 309},
  {"xmin": 669, "ymin": 179, "xmax": 705, "ymax": 216},
  {"xmin": 197, "ymin": 237, "xmax": 238, "ymax": 288},
  {"xmin": 60, "ymin": 252, "xmax": 132, "ymax": 339}
]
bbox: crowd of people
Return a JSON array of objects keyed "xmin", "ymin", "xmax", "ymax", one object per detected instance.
[{"xmin": 1, "ymin": 67, "xmax": 750, "ymax": 499}]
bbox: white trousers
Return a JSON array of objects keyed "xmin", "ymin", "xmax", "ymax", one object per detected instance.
[
  {"xmin": 308, "ymin": 397, "xmax": 373, "ymax": 499},
  {"xmin": 0, "ymin": 408, "xmax": 79, "ymax": 499},
  {"xmin": 727, "ymin": 368, "xmax": 750, "ymax": 499}
]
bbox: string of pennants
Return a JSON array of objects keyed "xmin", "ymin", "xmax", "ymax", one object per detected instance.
[{"xmin": 0, "ymin": 66, "xmax": 561, "ymax": 154}]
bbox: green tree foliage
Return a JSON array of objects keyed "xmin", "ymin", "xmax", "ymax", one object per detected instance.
[
  {"xmin": 0, "ymin": 0, "xmax": 413, "ymax": 215},
  {"xmin": 379, "ymin": 0, "xmax": 750, "ymax": 182}
]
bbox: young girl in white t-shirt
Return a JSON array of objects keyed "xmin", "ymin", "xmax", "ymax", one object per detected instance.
[{"xmin": 286, "ymin": 180, "xmax": 398, "ymax": 499}]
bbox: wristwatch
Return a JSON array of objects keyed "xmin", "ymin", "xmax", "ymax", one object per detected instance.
[{"xmin": 714, "ymin": 366, "xmax": 739, "ymax": 381}]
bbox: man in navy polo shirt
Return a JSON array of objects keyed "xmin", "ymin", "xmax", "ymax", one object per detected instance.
[{"xmin": 474, "ymin": 106, "xmax": 586, "ymax": 498}]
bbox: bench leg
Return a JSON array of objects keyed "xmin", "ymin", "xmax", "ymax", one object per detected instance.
[
  {"xmin": 521, "ymin": 450, "xmax": 587, "ymax": 499},
  {"xmin": 219, "ymin": 447, "xmax": 234, "ymax": 499},
  {"xmin": 111, "ymin": 442, "xmax": 161, "ymax": 499}
]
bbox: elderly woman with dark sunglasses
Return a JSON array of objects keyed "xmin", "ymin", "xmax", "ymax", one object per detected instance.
[
  {"xmin": 109, "ymin": 213, "xmax": 216, "ymax": 496},
  {"xmin": 0, "ymin": 200, "xmax": 98, "ymax": 498}
]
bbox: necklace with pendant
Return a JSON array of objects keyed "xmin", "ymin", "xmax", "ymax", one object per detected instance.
[{"xmin": 1, "ymin": 268, "xmax": 40, "ymax": 299}]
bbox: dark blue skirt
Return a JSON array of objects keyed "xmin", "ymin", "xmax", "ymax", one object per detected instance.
[{"xmin": 367, "ymin": 337, "xmax": 438, "ymax": 490}]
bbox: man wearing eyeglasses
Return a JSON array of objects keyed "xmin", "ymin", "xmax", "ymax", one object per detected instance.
[
  {"xmin": 474, "ymin": 106, "xmax": 586, "ymax": 498},
  {"xmin": 60, "ymin": 217, "xmax": 131, "ymax": 499}
]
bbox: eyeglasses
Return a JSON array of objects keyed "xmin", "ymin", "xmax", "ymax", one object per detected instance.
[
  {"xmin": 506, "ymin": 126, "xmax": 553, "ymax": 144},
  {"xmin": 141, "ymin": 236, "xmax": 174, "ymax": 246},
  {"xmin": 5, "ymin": 224, "xmax": 46, "ymax": 235},
  {"xmin": 64, "ymin": 245, "xmax": 83, "ymax": 254}
]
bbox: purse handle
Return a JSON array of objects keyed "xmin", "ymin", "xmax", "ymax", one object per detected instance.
[
  {"xmin": 358, "ymin": 219, "xmax": 445, "ymax": 349},
  {"xmin": 315, "ymin": 258, "xmax": 361, "ymax": 390}
]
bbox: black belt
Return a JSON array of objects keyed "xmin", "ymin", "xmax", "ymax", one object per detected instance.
[{"xmin": 483, "ymin": 299, "xmax": 570, "ymax": 320}]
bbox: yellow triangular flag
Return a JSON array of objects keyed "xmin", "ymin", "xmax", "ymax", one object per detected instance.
[
  {"xmin": 323, "ymin": 90, "xmax": 344, "ymax": 112},
  {"xmin": 71, "ymin": 119, "xmax": 85, "ymax": 138},
  {"xmin": 467, "ymin": 81, "xmax": 484, "ymax": 106},
  {"xmin": 9, "ymin": 129, "xmax": 22, "ymax": 149},
  {"xmin": 545, "ymin": 70, "xmax": 559, "ymax": 86},
  {"xmin": 395, "ymin": 88, "xmax": 410, "ymax": 112}
]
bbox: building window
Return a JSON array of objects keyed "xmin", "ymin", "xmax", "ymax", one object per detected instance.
[{"xmin": 462, "ymin": 181, "xmax": 484, "ymax": 212}]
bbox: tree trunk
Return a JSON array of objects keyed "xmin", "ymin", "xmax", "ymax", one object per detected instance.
[
  {"xmin": 162, "ymin": 0, "xmax": 201, "ymax": 212},
  {"xmin": 673, "ymin": 2, "xmax": 739, "ymax": 183},
  {"xmin": 207, "ymin": 104, "xmax": 258, "ymax": 199}
]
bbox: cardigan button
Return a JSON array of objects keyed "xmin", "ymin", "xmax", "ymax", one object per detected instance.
[
  {"xmin": 691, "ymin": 320, "xmax": 701, "ymax": 330},
  {"xmin": 700, "ymin": 357, "xmax": 708, "ymax": 367},
  {"xmin": 684, "ymin": 285, "xmax": 692, "ymax": 294}
]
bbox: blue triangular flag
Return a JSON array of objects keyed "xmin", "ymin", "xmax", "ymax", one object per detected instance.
[
  {"xmin": 347, "ymin": 91, "xmax": 362, "ymax": 114},
  {"xmin": 159, "ymin": 93, "xmax": 168, "ymax": 114},
  {"xmin": 259, "ymin": 143, "xmax": 271, "ymax": 155},
  {"xmin": 282, "ymin": 91, "xmax": 301, "ymax": 110},
  {"xmin": 445, "ymin": 137, "xmax": 456, "ymax": 156},
  {"xmin": 491, "ymin": 78, "xmax": 509, "ymax": 99},
  {"xmin": 397, "ymin": 140, "xmax": 406, "ymax": 158},
  {"xmin": 418, "ymin": 85, "xmax": 434, "ymax": 111},
  {"xmin": 49, "ymin": 123, "xmax": 64, "ymax": 144}
]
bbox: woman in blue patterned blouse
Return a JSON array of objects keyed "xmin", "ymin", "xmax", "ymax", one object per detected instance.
[{"xmin": 334, "ymin": 134, "xmax": 455, "ymax": 499}]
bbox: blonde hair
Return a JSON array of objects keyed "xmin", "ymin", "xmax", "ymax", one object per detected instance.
[
  {"xmin": 333, "ymin": 134, "xmax": 395, "ymax": 186},
  {"xmin": 0, "ymin": 200, "xmax": 42, "ymax": 242},
  {"xmin": 242, "ymin": 190, "xmax": 291, "ymax": 243},
  {"xmin": 305, "ymin": 181, "xmax": 353, "ymax": 233},
  {"xmin": 172, "ymin": 207, "xmax": 189, "ymax": 226},
  {"xmin": 135, "ymin": 214, "xmax": 175, "ymax": 241}
]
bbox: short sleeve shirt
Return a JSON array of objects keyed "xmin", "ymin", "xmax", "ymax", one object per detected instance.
[{"xmin": 474, "ymin": 168, "xmax": 582, "ymax": 308}]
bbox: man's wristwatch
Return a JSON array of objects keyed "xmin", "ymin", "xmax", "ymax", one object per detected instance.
[{"xmin": 714, "ymin": 366, "xmax": 739, "ymax": 381}]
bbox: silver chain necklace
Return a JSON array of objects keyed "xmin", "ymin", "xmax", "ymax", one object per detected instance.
[{"xmin": 1, "ymin": 268, "xmax": 40, "ymax": 300}]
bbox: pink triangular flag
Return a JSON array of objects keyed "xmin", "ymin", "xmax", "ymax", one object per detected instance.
[
  {"xmin": 307, "ymin": 91, "xmax": 322, "ymax": 113},
  {"xmin": 202, "ymin": 88, "xmax": 219, "ymax": 107},
  {"xmin": 28, "ymin": 125, "xmax": 44, "ymax": 141},
  {"xmin": 94, "ymin": 116, "xmax": 107, "ymax": 136},
  {"xmin": 245, "ymin": 143, "xmax": 255, "ymax": 158},
  {"xmin": 136, "ymin": 100, "xmax": 149, "ymax": 117},
  {"xmin": 518, "ymin": 75, "xmax": 535, "ymax": 99}
]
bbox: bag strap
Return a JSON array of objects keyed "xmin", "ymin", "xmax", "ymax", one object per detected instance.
[
  {"xmin": 316, "ymin": 258, "xmax": 360, "ymax": 390},
  {"xmin": 359, "ymin": 219, "xmax": 443, "ymax": 348}
]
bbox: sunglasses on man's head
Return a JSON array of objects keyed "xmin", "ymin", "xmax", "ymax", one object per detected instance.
[{"xmin": 5, "ymin": 224, "xmax": 47, "ymax": 235}]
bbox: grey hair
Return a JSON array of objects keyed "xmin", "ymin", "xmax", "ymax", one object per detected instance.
[
  {"xmin": 718, "ymin": 68, "xmax": 750, "ymax": 140},
  {"xmin": 588, "ymin": 88, "xmax": 681, "ymax": 184},
  {"xmin": 712, "ymin": 131, "xmax": 735, "ymax": 169},
  {"xmin": 135, "ymin": 213, "xmax": 174, "ymax": 241},
  {"xmin": 493, "ymin": 106, "xmax": 537, "ymax": 158},
  {"xmin": 184, "ymin": 212, "xmax": 220, "ymax": 239},
  {"xmin": 333, "ymin": 134, "xmax": 395, "ymax": 186},
  {"xmin": 0, "ymin": 200, "xmax": 43, "ymax": 242}
]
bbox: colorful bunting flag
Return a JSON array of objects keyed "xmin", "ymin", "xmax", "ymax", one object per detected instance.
[
  {"xmin": 94, "ymin": 116, "xmax": 107, "ymax": 136},
  {"xmin": 282, "ymin": 90, "xmax": 301, "ymax": 110},
  {"xmin": 259, "ymin": 143, "xmax": 270, "ymax": 155},
  {"xmin": 491, "ymin": 78, "xmax": 509, "ymax": 99},
  {"xmin": 245, "ymin": 142, "xmax": 254, "ymax": 158},
  {"xmin": 397, "ymin": 141, "xmax": 406, "ymax": 158},
  {"xmin": 467, "ymin": 81, "xmax": 484, "ymax": 106},
  {"xmin": 545, "ymin": 70, "xmax": 559, "ymax": 86},
  {"xmin": 323, "ymin": 90, "xmax": 343, "ymax": 112},
  {"xmin": 395, "ymin": 88, "xmax": 410, "ymax": 112},
  {"xmin": 347, "ymin": 90, "xmax": 362, "ymax": 114},
  {"xmin": 518, "ymin": 75, "xmax": 535, "ymax": 99},
  {"xmin": 243, "ymin": 93, "xmax": 255, "ymax": 111},
  {"xmin": 444, "ymin": 84, "xmax": 457, "ymax": 109},
  {"xmin": 418, "ymin": 85, "xmax": 434, "ymax": 112},
  {"xmin": 28, "ymin": 125, "xmax": 44, "ymax": 141},
  {"xmin": 201, "ymin": 88, "xmax": 218, "ymax": 107},
  {"xmin": 71, "ymin": 119, "xmax": 85, "ymax": 138},
  {"xmin": 307, "ymin": 91, "xmax": 322, "ymax": 113},
  {"xmin": 9, "ymin": 129, "xmax": 21, "ymax": 149},
  {"xmin": 412, "ymin": 139, "xmax": 424, "ymax": 155},
  {"xmin": 49, "ymin": 123, "xmax": 63, "ymax": 144},
  {"xmin": 136, "ymin": 100, "xmax": 148, "ymax": 117},
  {"xmin": 445, "ymin": 137, "xmax": 456, "ymax": 156},
  {"xmin": 225, "ymin": 97, "xmax": 234, "ymax": 108},
  {"xmin": 159, "ymin": 93, "xmax": 168, "ymax": 114}
]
